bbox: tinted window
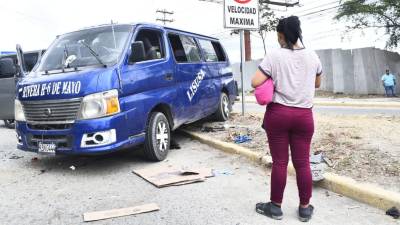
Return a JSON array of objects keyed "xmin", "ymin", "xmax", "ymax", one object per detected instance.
[
  {"xmin": 180, "ymin": 36, "xmax": 201, "ymax": 62},
  {"xmin": 211, "ymin": 41, "xmax": 226, "ymax": 62},
  {"xmin": 24, "ymin": 52, "xmax": 39, "ymax": 72},
  {"xmin": 134, "ymin": 29, "xmax": 165, "ymax": 61},
  {"xmin": 198, "ymin": 39, "xmax": 218, "ymax": 62},
  {"xmin": 168, "ymin": 34, "xmax": 187, "ymax": 62},
  {"xmin": 0, "ymin": 55, "xmax": 17, "ymax": 79}
]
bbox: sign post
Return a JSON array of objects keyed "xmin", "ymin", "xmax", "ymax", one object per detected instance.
[{"xmin": 224, "ymin": 0, "xmax": 259, "ymax": 116}]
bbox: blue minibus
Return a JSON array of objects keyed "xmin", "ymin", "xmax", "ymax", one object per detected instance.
[{"xmin": 6, "ymin": 23, "xmax": 236, "ymax": 161}]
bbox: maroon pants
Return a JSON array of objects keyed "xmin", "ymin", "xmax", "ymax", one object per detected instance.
[{"xmin": 263, "ymin": 103, "xmax": 314, "ymax": 205}]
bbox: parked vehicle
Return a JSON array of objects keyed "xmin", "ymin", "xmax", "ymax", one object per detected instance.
[
  {"xmin": 0, "ymin": 49, "xmax": 45, "ymax": 128},
  {"xmin": 9, "ymin": 23, "xmax": 236, "ymax": 161}
]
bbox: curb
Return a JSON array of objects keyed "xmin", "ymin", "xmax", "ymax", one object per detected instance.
[
  {"xmin": 181, "ymin": 129, "xmax": 400, "ymax": 211},
  {"xmin": 242, "ymin": 99, "xmax": 400, "ymax": 108}
]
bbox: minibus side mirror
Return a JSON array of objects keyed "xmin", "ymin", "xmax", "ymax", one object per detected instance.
[
  {"xmin": 0, "ymin": 58, "xmax": 17, "ymax": 78},
  {"xmin": 129, "ymin": 41, "xmax": 146, "ymax": 64}
]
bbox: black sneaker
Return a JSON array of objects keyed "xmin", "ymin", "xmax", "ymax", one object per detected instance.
[
  {"xmin": 298, "ymin": 205, "xmax": 314, "ymax": 222},
  {"xmin": 255, "ymin": 202, "xmax": 283, "ymax": 220}
]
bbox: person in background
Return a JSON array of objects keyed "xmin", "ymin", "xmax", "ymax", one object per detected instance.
[
  {"xmin": 382, "ymin": 69, "xmax": 396, "ymax": 97},
  {"xmin": 251, "ymin": 16, "xmax": 322, "ymax": 222}
]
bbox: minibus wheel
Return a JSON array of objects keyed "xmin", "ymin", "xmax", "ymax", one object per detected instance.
[
  {"xmin": 144, "ymin": 112, "xmax": 170, "ymax": 161},
  {"xmin": 3, "ymin": 119, "xmax": 15, "ymax": 129},
  {"xmin": 214, "ymin": 92, "xmax": 231, "ymax": 121}
]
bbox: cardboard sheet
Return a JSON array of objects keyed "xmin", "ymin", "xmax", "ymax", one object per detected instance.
[
  {"xmin": 132, "ymin": 166, "xmax": 213, "ymax": 188},
  {"xmin": 83, "ymin": 203, "xmax": 159, "ymax": 222}
]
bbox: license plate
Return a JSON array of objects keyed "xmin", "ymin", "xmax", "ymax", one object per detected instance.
[{"xmin": 38, "ymin": 142, "xmax": 57, "ymax": 154}]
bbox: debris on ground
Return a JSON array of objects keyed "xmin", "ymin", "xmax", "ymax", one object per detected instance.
[
  {"xmin": 201, "ymin": 125, "xmax": 225, "ymax": 132},
  {"xmin": 69, "ymin": 166, "xmax": 76, "ymax": 171},
  {"xmin": 9, "ymin": 155, "xmax": 23, "ymax": 160},
  {"xmin": 187, "ymin": 113, "xmax": 400, "ymax": 192},
  {"xmin": 31, "ymin": 157, "xmax": 39, "ymax": 162},
  {"xmin": 386, "ymin": 207, "xmax": 400, "ymax": 219},
  {"xmin": 310, "ymin": 152, "xmax": 326, "ymax": 182},
  {"xmin": 212, "ymin": 169, "xmax": 234, "ymax": 176},
  {"xmin": 39, "ymin": 169, "xmax": 46, "ymax": 175},
  {"xmin": 234, "ymin": 135, "xmax": 252, "ymax": 144},
  {"xmin": 132, "ymin": 166, "xmax": 213, "ymax": 188},
  {"xmin": 83, "ymin": 203, "xmax": 160, "ymax": 222}
]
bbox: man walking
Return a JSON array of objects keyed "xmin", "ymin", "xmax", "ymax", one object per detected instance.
[{"xmin": 381, "ymin": 69, "xmax": 396, "ymax": 97}]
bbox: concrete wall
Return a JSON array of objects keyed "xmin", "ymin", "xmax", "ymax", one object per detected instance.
[{"xmin": 232, "ymin": 47, "xmax": 400, "ymax": 95}]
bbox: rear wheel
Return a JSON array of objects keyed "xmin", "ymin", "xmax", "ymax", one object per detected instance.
[
  {"xmin": 214, "ymin": 92, "xmax": 231, "ymax": 121},
  {"xmin": 144, "ymin": 112, "xmax": 170, "ymax": 161},
  {"xmin": 3, "ymin": 119, "xmax": 15, "ymax": 129}
]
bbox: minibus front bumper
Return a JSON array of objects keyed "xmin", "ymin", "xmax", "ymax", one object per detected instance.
[{"xmin": 15, "ymin": 114, "xmax": 145, "ymax": 155}]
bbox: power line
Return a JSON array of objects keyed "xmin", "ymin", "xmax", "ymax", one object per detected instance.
[{"xmin": 156, "ymin": 9, "xmax": 174, "ymax": 25}]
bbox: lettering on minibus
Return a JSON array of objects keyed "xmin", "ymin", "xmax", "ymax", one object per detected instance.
[
  {"xmin": 187, "ymin": 70, "xmax": 206, "ymax": 102},
  {"xmin": 21, "ymin": 81, "xmax": 81, "ymax": 98}
]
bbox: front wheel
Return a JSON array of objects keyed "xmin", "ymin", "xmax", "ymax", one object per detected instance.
[
  {"xmin": 144, "ymin": 112, "xmax": 170, "ymax": 161},
  {"xmin": 3, "ymin": 120, "xmax": 15, "ymax": 129},
  {"xmin": 214, "ymin": 92, "xmax": 231, "ymax": 121}
]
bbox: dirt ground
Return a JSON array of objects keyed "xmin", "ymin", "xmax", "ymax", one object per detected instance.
[{"xmin": 187, "ymin": 113, "xmax": 400, "ymax": 192}]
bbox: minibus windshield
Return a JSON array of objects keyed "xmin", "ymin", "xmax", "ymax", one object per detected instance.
[{"xmin": 35, "ymin": 25, "xmax": 132, "ymax": 73}]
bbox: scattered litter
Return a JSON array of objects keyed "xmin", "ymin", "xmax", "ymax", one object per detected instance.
[
  {"xmin": 9, "ymin": 155, "xmax": 23, "ymax": 160},
  {"xmin": 325, "ymin": 191, "xmax": 330, "ymax": 197},
  {"xmin": 39, "ymin": 169, "xmax": 46, "ymax": 175},
  {"xmin": 201, "ymin": 125, "xmax": 225, "ymax": 132},
  {"xmin": 348, "ymin": 206, "xmax": 360, "ymax": 210},
  {"xmin": 310, "ymin": 152, "xmax": 326, "ymax": 182},
  {"xmin": 310, "ymin": 152, "xmax": 324, "ymax": 164},
  {"xmin": 132, "ymin": 166, "xmax": 213, "ymax": 188},
  {"xmin": 386, "ymin": 207, "xmax": 400, "ymax": 219},
  {"xmin": 69, "ymin": 166, "xmax": 76, "ymax": 171},
  {"xmin": 31, "ymin": 157, "xmax": 38, "ymax": 162},
  {"xmin": 212, "ymin": 169, "xmax": 234, "ymax": 176},
  {"xmin": 83, "ymin": 203, "xmax": 160, "ymax": 222},
  {"xmin": 234, "ymin": 135, "xmax": 252, "ymax": 144}
]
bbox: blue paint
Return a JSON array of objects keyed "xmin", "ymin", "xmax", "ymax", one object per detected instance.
[{"xmin": 16, "ymin": 23, "xmax": 237, "ymax": 155}]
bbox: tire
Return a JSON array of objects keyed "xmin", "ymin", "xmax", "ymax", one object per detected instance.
[
  {"xmin": 214, "ymin": 92, "xmax": 231, "ymax": 121},
  {"xmin": 144, "ymin": 112, "xmax": 170, "ymax": 161},
  {"xmin": 3, "ymin": 119, "xmax": 15, "ymax": 129}
]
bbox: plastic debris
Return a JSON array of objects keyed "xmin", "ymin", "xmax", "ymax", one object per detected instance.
[
  {"xmin": 386, "ymin": 207, "xmax": 400, "ymax": 219},
  {"xmin": 234, "ymin": 135, "xmax": 252, "ymax": 144},
  {"xmin": 212, "ymin": 169, "xmax": 235, "ymax": 176},
  {"xmin": 310, "ymin": 152, "xmax": 326, "ymax": 182},
  {"xmin": 9, "ymin": 155, "xmax": 23, "ymax": 160},
  {"xmin": 69, "ymin": 166, "xmax": 76, "ymax": 171}
]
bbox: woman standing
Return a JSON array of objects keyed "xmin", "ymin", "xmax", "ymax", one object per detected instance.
[{"xmin": 251, "ymin": 16, "xmax": 322, "ymax": 222}]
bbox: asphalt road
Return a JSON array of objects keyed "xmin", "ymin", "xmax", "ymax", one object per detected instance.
[
  {"xmin": 0, "ymin": 124, "xmax": 397, "ymax": 225},
  {"xmin": 233, "ymin": 102, "xmax": 400, "ymax": 116}
]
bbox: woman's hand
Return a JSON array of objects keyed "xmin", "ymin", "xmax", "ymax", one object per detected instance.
[
  {"xmin": 315, "ymin": 75, "xmax": 321, "ymax": 88},
  {"xmin": 251, "ymin": 69, "xmax": 269, "ymax": 88}
]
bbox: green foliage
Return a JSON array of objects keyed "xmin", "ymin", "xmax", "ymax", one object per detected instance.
[
  {"xmin": 257, "ymin": 0, "xmax": 279, "ymax": 54},
  {"xmin": 335, "ymin": 0, "xmax": 400, "ymax": 48}
]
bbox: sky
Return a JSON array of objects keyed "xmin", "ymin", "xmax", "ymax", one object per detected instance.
[{"xmin": 0, "ymin": 0, "xmax": 393, "ymax": 63}]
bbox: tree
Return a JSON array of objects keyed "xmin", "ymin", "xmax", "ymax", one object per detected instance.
[
  {"xmin": 258, "ymin": 0, "xmax": 278, "ymax": 54},
  {"xmin": 335, "ymin": 0, "xmax": 400, "ymax": 48}
]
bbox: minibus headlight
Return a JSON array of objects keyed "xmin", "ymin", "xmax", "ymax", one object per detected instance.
[
  {"xmin": 78, "ymin": 90, "xmax": 120, "ymax": 120},
  {"xmin": 15, "ymin": 100, "xmax": 26, "ymax": 122}
]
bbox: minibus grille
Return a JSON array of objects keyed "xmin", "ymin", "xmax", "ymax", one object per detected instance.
[{"xmin": 22, "ymin": 98, "xmax": 82, "ymax": 124}]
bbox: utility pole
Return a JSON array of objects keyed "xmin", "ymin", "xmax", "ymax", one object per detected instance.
[{"xmin": 156, "ymin": 9, "xmax": 174, "ymax": 25}]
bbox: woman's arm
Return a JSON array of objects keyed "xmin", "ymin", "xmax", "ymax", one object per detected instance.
[
  {"xmin": 315, "ymin": 74, "xmax": 322, "ymax": 88},
  {"xmin": 251, "ymin": 69, "xmax": 269, "ymax": 88}
]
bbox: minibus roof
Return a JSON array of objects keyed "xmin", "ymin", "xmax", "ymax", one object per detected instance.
[{"xmin": 60, "ymin": 23, "xmax": 220, "ymax": 41}]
